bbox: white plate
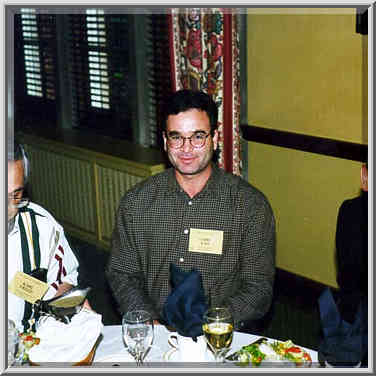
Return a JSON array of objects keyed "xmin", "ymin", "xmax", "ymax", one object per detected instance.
[{"xmin": 94, "ymin": 352, "xmax": 134, "ymax": 363}]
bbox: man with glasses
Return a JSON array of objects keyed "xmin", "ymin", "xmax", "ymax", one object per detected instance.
[
  {"xmin": 106, "ymin": 90, "xmax": 275, "ymax": 333},
  {"xmin": 8, "ymin": 141, "xmax": 80, "ymax": 331}
]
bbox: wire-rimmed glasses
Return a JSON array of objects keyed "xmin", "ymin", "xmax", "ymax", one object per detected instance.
[{"xmin": 165, "ymin": 131, "xmax": 212, "ymax": 149}]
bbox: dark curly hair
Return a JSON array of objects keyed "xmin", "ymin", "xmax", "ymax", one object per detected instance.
[{"xmin": 162, "ymin": 89, "xmax": 218, "ymax": 133}]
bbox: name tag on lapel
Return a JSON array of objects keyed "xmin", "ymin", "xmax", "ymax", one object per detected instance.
[
  {"xmin": 8, "ymin": 271, "xmax": 49, "ymax": 304},
  {"xmin": 188, "ymin": 228, "xmax": 223, "ymax": 255}
]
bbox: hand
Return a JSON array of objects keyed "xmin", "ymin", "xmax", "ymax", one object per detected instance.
[
  {"xmin": 83, "ymin": 299, "xmax": 92, "ymax": 310},
  {"xmin": 54, "ymin": 282, "xmax": 74, "ymax": 297}
]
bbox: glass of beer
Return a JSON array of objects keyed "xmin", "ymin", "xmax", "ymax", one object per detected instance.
[{"xmin": 202, "ymin": 307, "xmax": 234, "ymax": 362}]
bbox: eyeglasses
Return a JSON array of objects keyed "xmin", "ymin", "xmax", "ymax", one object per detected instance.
[{"xmin": 166, "ymin": 131, "xmax": 212, "ymax": 149}]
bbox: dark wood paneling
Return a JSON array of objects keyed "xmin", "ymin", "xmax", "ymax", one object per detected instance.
[{"xmin": 241, "ymin": 125, "xmax": 367, "ymax": 162}]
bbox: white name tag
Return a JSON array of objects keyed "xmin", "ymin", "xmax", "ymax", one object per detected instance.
[
  {"xmin": 188, "ymin": 228, "xmax": 223, "ymax": 255},
  {"xmin": 8, "ymin": 271, "xmax": 49, "ymax": 304}
]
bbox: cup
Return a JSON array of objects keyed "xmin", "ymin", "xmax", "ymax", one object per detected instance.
[{"xmin": 168, "ymin": 332, "xmax": 208, "ymax": 362}]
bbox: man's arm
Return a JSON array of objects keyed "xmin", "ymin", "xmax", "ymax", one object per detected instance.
[
  {"xmin": 223, "ymin": 198, "xmax": 276, "ymax": 324},
  {"xmin": 44, "ymin": 228, "xmax": 80, "ymax": 300},
  {"xmin": 54, "ymin": 282, "xmax": 74, "ymax": 297},
  {"xmin": 105, "ymin": 201, "xmax": 158, "ymax": 318}
]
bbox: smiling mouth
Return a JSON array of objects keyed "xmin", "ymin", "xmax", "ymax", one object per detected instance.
[
  {"xmin": 178, "ymin": 153, "xmax": 195, "ymax": 159},
  {"xmin": 179, "ymin": 156, "xmax": 195, "ymax": 164}
]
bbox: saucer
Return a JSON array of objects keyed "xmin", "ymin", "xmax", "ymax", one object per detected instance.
[
  {"xmin": 164, "ymin": 348, "xmax": 178, "ymax": 362},
  {"xmin": 163, "ymin": 347, "xmax": 215, "ymax": 362}
]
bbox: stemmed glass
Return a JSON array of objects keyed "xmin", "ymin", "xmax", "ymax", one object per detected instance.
[
  {"xmin": 122, "ymin": 310, "xmax": 154, "ymax": 365},
  {"xmin": 8, "ymin": 319, "xmax": 19, "ymax": 366},
  {"xmin": 202, "ymin": 307, "xmax": 234, "ymax": 363}
]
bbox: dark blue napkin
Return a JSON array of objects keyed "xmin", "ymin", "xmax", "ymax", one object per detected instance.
[
  {"xmin": 318, "ymin": 287, "xmax": 366, "ymax": 366},
  {"xmin": 162, "ymin": 264, "xmax": 208, "ymax": 340}
]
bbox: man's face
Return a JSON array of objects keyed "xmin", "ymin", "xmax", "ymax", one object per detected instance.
[
  {"xmin": 163, "ymin": 109, "xmax": 218, "ymax": 178},
  {"xmin": 8, "ymin": 160, "xmax": 25, "ymax": 221}
]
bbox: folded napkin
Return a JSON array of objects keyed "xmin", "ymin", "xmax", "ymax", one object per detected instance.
[
  {"xmin": 28, "ymin": 308, "xmax": 103, "ymax": 363},
  {"xmin": 318, "ymin": 287, "xmax": 366, "ymax": 366},
  {"xmin": 162, "ymin": 264, "xmax": 208, "ymax": 340}
]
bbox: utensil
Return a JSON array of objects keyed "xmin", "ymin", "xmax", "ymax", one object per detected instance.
[
  {"xmin": 122, "ymin": 310, "xmax": 154, "ymax": 366},
  {"xmin": 202, "ymin": 307, "xmax": 234, "ymax": 362}
]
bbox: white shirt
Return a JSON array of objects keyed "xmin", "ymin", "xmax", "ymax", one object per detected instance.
[{"xmin": 8, "ymin": 202, "xmax": 79, "ymax": 331}]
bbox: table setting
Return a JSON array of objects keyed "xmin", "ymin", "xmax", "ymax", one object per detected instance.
[
  {"xmin": 7, "ymin": 268, "xmax": 320, "ymax": 369},
  {"xmin": 9, "ymin": 311, "xmax": 319, "ymax": 368},
  {"xmin": 92, "ymin": 321, "xmax": 319, "ymax": 368}
]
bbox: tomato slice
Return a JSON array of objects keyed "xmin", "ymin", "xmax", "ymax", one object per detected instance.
[
  {"xmin": 303, "ymin": 352, "xmax": 312, "ymax": 361},
  {"xmin": 286, "ymin": 346, "xmax": 301, "ymax": 353}
]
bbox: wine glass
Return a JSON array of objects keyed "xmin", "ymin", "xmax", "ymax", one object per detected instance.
[
  {"xmin": 8, "ymin": 319, "xmax": 19, "ymax": 366},
  {"xmin": 122, "ymin": 310, "xmax": 154, "ymax": 365},
  {"xmin": 202, "ymin": 307, "xmax": 234, "ymax": 363}
]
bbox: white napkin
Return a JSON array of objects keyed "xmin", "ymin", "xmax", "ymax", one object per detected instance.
[{"xmin": 28, "ymin": 308, "xmax": 103, "ymax": 363}]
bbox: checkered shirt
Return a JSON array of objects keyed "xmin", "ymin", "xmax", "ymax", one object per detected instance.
[{"xmin": 106, "ymin": 164, "xmax": 276, "ymax": 325}]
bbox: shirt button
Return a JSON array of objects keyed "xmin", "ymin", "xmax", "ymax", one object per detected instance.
[
  {"xmin": 179, "ymin": 257, "xmax": 184, "ymax": 263},
  {"xmin": 184, "ymin": 229, "xmax": 189, "ymax": 234},
  {"xmin": 188, "ymin": 201, "xmax": 192, "ymax": 206}
]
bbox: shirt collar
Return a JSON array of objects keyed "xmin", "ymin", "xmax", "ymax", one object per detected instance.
[
  {"xmin": 166, "ymin": 163, "xmax": 222, "ymax": 199},
  {"xmin": 8, "ymin": 213, "xmax": 20, "ymax": 236}
]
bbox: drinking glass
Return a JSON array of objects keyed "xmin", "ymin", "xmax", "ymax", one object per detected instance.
[
  {"xmin": 8, "ymin": 319, "xmax": 19, "ymax": 366},
  {"xmin": 202, "ymin": 307, "xmax": 234, "ymax": 363},
  {"xmin": 122, "ymin": 310, "xmax": 154, "ymax": 365}
]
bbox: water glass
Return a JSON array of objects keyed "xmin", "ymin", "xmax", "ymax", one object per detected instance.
[
  {"xmin": 122, "ymin": 310, "xmax": 154, "ymax": 365},
  {"xmin": 8, "ymin": 319, "xmax": 19, "ymax": 366}
]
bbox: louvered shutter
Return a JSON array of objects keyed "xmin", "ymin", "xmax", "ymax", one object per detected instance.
[
  {"xmin": 145, "ymin": 13, "xmax": 173, "ymax": 148},
  {"xmin": 14, "ymin": 8, "xmax": 57, "ymax": 126},
  {"xmin": 68, "ymin": 11, "xmax": 133, "ymax": 140}
]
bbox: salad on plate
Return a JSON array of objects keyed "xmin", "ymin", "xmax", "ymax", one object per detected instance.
[{"xmin": 226, "ymin": 338, "xmax": 312, "ymax": 367}]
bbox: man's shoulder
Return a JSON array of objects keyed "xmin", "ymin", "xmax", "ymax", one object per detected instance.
[
  {"xmin": 128, "ymin": 169, "xmax": 170, "ymax": 194},
  {"xmin": 27, "ymin": 202, "xmax": 61, "ymax": 226},
  {"xmin": 339, "ymin": 194, "xmax": 364, "ymax": 217},
  {"xmin": 119, "ymin": 169, "xmax": 171, "ymax": 206},
  {"xmin": 218, "ymin": 168, "xmax": 271, "ymax": 205}
]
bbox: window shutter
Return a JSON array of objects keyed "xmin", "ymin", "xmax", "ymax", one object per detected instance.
[
  {"xmin": 68, "ymin": 11, "xmax": 133, "ymax": 139},
  {"xmin": 14, "ymin": 8, "xmax": 58, "ymax": 126},
  {"xmin": 15, "ymin": 9, "xmax": 173, "ymax": 145},
  {"xmin": 106, "ymin": 14, "xmax": 132, "ymax": 135},
  {"xmin": 145, "ymin": 13, "xmax": 173, "ymax": 148},
  {"xmin": 20, "ymin": 8, "xmax": 42, "ymax": 97}
]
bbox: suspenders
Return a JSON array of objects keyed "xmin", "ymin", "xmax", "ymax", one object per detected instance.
[{"xmin": 17, "ymin": 207, "xmax": 42, "ymax": 332}]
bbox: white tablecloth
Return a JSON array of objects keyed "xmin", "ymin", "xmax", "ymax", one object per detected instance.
[{"xmin": 92, "ymin": 325, "xmax": 318, "ymax": 368}]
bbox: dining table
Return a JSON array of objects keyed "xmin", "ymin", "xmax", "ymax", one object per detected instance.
[{"xmin": 91, "ymin": 324, "xmax": 319, "ymax": 368}]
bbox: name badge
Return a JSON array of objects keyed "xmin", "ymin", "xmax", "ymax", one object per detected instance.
[
  {"xmin": 188, "ymin": 228, "xmax": 223, "ymax": 255},
  {"xmin": 8, "ymin": 271, "xmax": 49, "ymax": 304}
]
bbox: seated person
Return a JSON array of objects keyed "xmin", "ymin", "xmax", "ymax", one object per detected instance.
[
  {"xmin": 106, "ymin": 89, "xmax": 276, "ymax": 334},
  {"xmin": 8, "ymin": 140, "xmax": 81, "ymax": 332},
  {"xmin": 335, "ymin": 163, "xmax": 367, "ymax": 322},
  {"xmin": 335, "ymin": 162, "xmax": 368, "ymax": 365}
]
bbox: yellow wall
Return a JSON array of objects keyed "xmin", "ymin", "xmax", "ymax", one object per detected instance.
[{"xmin": 246, "ymin": 8, "xmax": 367, "ymax": 286}]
